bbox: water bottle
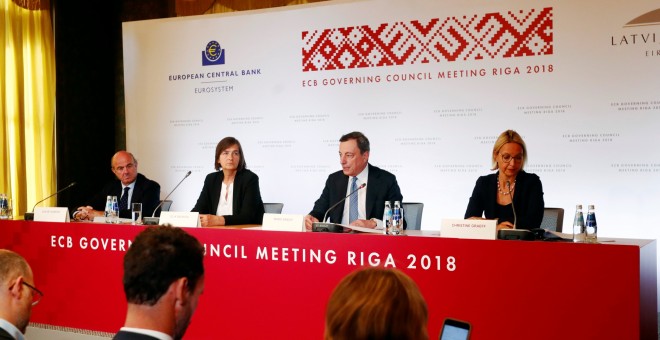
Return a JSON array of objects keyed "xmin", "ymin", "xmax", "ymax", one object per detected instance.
[
  {"xmin": 572, "ymin": 204, "xmax": 585, "ymax": 243},
  {"xmin": 398, "ymin": 203, "xmax": 404, "ymax": 235},
  {"xmin": 111, "ymin": 196, "xmax": 120, "ymax": 223},
  {"xmin": 585, "ymin": 205, "xmax": 597, "ymax": 243},
  {"xmin": 104, "ymin": 196, "xmax": 113, "ymax": 223},
  {"xmin": 392, "ymin": 201, "xmax": 402, "ymax": 235},
  {"xmin": 383, "ymin": 201, "xmax": 392, "ymax": 235},
  {"xmin": 0, "ymin": 194, "xmax": 8, "ymax": 219}
]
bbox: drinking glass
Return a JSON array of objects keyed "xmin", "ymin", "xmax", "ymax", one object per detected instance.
[{"xmin": 131, "ymin": 203, "xmax": 142, "ymax": 225}]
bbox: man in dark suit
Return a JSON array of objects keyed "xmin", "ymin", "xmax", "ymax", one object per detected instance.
[
  {"xmin": 74, "ymin": 151, "xmax": 161, "ymax": 221},
  {"xmin": 305, "ymin": 131, "xmax": 403, "ymax": 231},
  {"xmin": 114, "ymin": 226, "xmax": 205, "ymax": 340},
  {"xmin": 0, "ymin": 250, "xmax": 42, "ymax": 340}
]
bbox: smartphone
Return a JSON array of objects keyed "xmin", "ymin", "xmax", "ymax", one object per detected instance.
[{"xmin": 439, "ymin": 318, "xmax": 471, "ymax": 340}]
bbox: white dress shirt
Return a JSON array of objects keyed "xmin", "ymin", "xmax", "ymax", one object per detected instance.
[
  {"xmin": 341, "ymin": 167, "xmax": 368, "ymax": 225},
  {"xmin": 119, "ymin": 327, "xmax": 172, "ymax": 340},
  {"xmin": 0, "ymin": 318, "xmax": 24, "ymax": 340},
  {"xmin": 215, "ymin": 182, "xmax": 233, "ymax": 216}
]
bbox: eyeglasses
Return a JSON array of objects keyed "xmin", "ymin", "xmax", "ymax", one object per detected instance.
[
  {"xmin": 500, "ymin": 153, "xmax": 523, "ymax": 163},
  {"xmin": 113, "ymin": 163, "xmax": 135, "ymax": 172},
  {"xmin": 22, "ymin": 281, "xmax": 44, "ymax": 306}
]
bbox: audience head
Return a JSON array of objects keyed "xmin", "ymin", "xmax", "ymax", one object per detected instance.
[
  {"xmin": 214, "ymin": 137, "xmax": 246, "ymax": 171},
  {"xmin": 0, "ymin": 249, "xmax": 42, "ymax": 334},
  {"xmin": 338, "ymin": 131, "xmax": 370, "ymax": 177},
  {"xmin": 491, "ymin": 130, "xmax": 527, "ymax": 173},
  {"xmin": 111, "ymin": 151, "xmax": 139, "ymax": 186},
  {"xmin": 325, "ymin": 267, "xmax": 428, "ymax": 340},
  {"xmin": 123, "ymin": 226, "xmax": 205, "ymax": 339}
]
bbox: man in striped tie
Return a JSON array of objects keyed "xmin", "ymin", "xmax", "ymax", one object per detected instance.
[
  {"xmin": 305, "ymin": 132, "xmax": 404, "ymax": 232},
  {"xmin": 73, "ymin": 151, "xmax": 161, "ymax": 221}
]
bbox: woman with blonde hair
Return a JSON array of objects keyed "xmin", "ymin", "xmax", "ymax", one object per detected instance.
[
  {"xmin": 325, "ymin": 267, "xmax": 428, "ymax": 340},
  {"xmin": 464, "ymin": 129, "xmax": 544, "ymax": 230}
]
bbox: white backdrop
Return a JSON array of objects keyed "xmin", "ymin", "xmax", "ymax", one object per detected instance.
[{"xmin": 124, "ymin": 0, "xmax": 660, "ymax": 300}]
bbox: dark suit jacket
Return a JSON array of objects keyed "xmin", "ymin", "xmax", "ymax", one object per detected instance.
[
  {"xmin": 192, "ymin": 169, "xmax": 265, "ymax": 225},
  {"xmin": 309, "ymin": 164, "xmax": 404, "ymax": 228},
  {"xmin": 88, "ymin": 173, "xmax": 161, "ymax": 219},
  {"xmin": 0, "ymin": 327, "xmax": 15, "ymax": 340},
  {"xmin": 112, "ymin": 330, "xmax": 160, "ymax": 340},
  {"xmin": 464, "ymin": 170, "xmax": 544, "ymax": 229}
]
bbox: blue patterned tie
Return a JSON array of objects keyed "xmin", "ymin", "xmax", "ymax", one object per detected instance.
[
  {"xmin": 119, "ymin": 187, "xmax": 130, "ymax": 211},
  {"xmin": 349, "ymin": 177, "xmax": 358, "ymax": 223}
]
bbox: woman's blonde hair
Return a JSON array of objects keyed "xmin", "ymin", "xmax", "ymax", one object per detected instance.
[
  {"xmin": 491, "ymin": 129, "xmax": 527, "ymax": 170},
  {"xmin": 324, "ymin": 267, "xmax": 428, "ymax": 340}
]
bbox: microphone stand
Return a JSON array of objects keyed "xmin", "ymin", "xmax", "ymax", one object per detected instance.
[
  {"xmin": 144, "ymin": 171, "xmax": 191, "ymax": 225},
  {"xmin": 312, "ymin": 183, "xmax": 366, "ymax": 232},
  {"xmin": 497, "ymin": 180, "xmax": 534, "ymax": 240},
  {"xmin": 507, "ymin": 181, "xmax": 517, "ymax": 229},
  {"xmin": 24, "ymin": 182, "xmax": 76, "ymax": 221}
]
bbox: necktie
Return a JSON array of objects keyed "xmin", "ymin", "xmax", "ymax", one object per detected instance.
[
  {"xmin": 349, "ymin": 177, "xmax": 358, "ymax": 223},
  {"xmin": 119, "ymin": 187, "xmax": 130, "ymax": 211}
]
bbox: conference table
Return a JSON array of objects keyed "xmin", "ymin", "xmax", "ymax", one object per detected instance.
[{"xmin": 0, "ymin": 220, "xmax": 656, "ymax": 339}]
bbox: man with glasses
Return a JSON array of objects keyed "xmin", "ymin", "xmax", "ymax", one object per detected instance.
[
  {"xmin": 464, "ymin": 129, "xmax": 544, "ymax": 230},
  {"xmin": 74, "ymin": 151, "xmax": 161, "ymax": 221},
  {"xmin": 0, "ymin": 249, "xmax": 43, "ymax": 340},
  {"xmin": 114, "ymin": 226, "xmax": 205, "ymax": 340}
]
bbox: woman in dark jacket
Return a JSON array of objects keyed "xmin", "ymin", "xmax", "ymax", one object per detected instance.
[
  {"xmin": 192, "ymin": 137, "xmax": 265, "ymax": 226},
  {"xmin": 465, "ymin": 130, "xmax": 544, "ymax": 230}
]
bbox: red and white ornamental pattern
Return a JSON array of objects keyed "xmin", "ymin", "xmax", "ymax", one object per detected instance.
[{"xmin": 302, "ymin": 8, "xmax": 553, "ymax": 72}]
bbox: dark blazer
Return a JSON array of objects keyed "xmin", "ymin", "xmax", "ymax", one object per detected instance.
[
  {"xmin": 309, "ymin": 164, "xmax": 404, "ymax": 228},
  {"xmin": 192, "ymin": 169, "xmax": 265, "ymax": 225},
  {"xmin": 464, "ymin": 170, "xmax": 544, "ymax": 229},
  {"xmin": 112, "ymin": 330, "xmax": 160, "ymax": 340},
  {"xmin": 88, "ymin": 173, "xmax": 161, "ymax": 219},
  {"xmin": 0, "ymin": 327, "xmax": 15, "ymax": 340}
]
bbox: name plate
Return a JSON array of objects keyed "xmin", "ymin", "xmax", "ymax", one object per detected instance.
[
  {"xmin": 261, "ymin": 213, "xmax": 305, "ymax": 232},
  {"xmin": 159, "ymin": 211, "xmax": 200, "ymax": 228},
  {"xmin": 34, "ymin": 207, "xmax": 70, "ymax": 223},
  {"xmin": 441, "ymin": 219, "xmax": 497, "ymax": 240}
]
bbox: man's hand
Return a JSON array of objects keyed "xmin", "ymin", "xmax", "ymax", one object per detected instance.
[
  {"xmin": 74, "ymin": 206, "xmax": 102, "ymax": 221},
  {"xmin": 350, "ymin": 219, "xmax": 377, "ymax": 229},
  {"xmin": 304, "ymin": 215, "xmax": 319, "ymax": 231}
]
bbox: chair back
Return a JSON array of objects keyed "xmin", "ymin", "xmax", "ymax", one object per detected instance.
[
  {"xmin": 263, "ymin": 203, "xmax": 284, "ymax": 214},
  {"xmin": 402, "ymin": 202, "xmax": 424, "ymax": 230},
  {"xmin": 160, "ymin": 200, "xmax": 173, "ymax": 212},
  {"xmin": 541, "ymin": 207, "xmax": 564, "ymax": 232}
]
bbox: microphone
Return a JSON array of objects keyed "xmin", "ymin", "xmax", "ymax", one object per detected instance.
[
  {"xmin": 312, "ymin": 182, "xmax": 366, "ymax": 232},
  {"xmin": 24, "ymin": 182, "xmax": 77, "ymax": 221},
  {"xmin": 507, "ymin": 180, "xmax": 516, "ymax": 229},
  {"xmin": 497, "ymin": 180, "xmax": 535, "ymax": 240},
  {"xmin": 143, "ymin": 171, "xmax": 192, "ymax": 225}
]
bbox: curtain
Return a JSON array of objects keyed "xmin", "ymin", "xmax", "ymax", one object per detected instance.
[
  {"xmin": 175, "ymin": 0, "xmax": 327, "ymax": 16},
  {"xmin": 0, "ymin": 0, "xmax": 55, "ymax": 219},
  {"xmin": 207, "ymin": 0, "xmax": 326, "ymax": 14}
]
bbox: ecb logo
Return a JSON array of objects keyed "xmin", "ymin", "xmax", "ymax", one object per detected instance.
[{"xmin": 202, "ymin": 40, "xmax": 225, "ymax": 66}]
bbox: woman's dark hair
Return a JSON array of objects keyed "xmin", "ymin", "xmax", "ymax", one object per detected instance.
[{"xmin": 214, "ymin": 137, "xmax": 246, "ymax": 171}]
